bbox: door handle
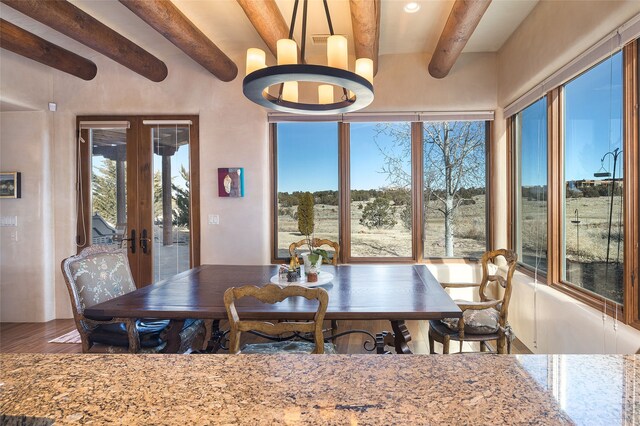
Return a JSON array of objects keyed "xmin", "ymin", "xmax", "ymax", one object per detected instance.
[
  {"xmin": 140, "ymin": 229, "xmax": 151, "ymax": 254},
  {"xmin": 122, "ymin": 229, "xmax": 136, "ymax": 254}
]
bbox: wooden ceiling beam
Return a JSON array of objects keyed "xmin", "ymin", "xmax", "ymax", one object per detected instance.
[
  {"xmin": 118, "ymin": 0, "xmax": 237, "ymax": 82},
  {"xmin": 0, "ymin": 18, "xmax": 97, "ymax": 80},
  {"xmin": 1, "ymin": 0, "xmax": 168, "ymax": 82},
  {"xmin": 349, "ymin": 0, "xmax": 380, "ymax": 76},
  {"xmin": 428, "ymin": 0, "xmax": 491, "ymax": 79},
  {"xmin": 236, "ymin": 0, "xmax": 289, "ymax": 59}
]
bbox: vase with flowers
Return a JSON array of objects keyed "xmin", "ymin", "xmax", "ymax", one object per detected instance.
[{"xmin": 297, "ymin": 192, "xmax": 328, "ymax": 278}]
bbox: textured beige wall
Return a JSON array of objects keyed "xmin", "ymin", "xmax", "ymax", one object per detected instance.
[{"xmin": 0, "ymin": 110, "xmax": 55, "ymax": 322}]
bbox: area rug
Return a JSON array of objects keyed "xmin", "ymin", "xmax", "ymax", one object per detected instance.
[{"xmin": 48, "ymin": 329, "xmax": 81, "ymax": 344}]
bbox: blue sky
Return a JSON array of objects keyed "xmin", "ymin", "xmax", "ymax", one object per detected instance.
[
  {"xmin": 521, "ymin": 51, "xmax": 623, "ymax": 187},
  {"xmin": 277, "ymin": 122, "xmax": 411, "ymax": 193}
]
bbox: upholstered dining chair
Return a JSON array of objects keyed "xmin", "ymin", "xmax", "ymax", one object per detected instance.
[
  {"xmin": 61, "ymin": 245, "xmax": 205, "ymax": 353},
  {"xmin": 224, "ymin": 283, "xmax": 336, "ymax": 354},
  {"xmin": 428, "ymin": 249, "xmax": 518, "ymax": 354},
  {"xmin": 289, "ymin": 238, "xmax": 340, "ymax": 265}
]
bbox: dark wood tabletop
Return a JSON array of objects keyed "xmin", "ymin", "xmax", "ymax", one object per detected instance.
[{"xmin": 84, "ymin": 264, "xmax": 462, "ymax": 322}]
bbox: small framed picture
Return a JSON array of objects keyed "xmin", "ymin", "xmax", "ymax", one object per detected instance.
[
  {"xmin": 218, "ymin": 168, "xmax": 244, "ymax": 197},
  {"xmin": 0, "ymin": 172, "xmax": 21, "ymax": 199}
]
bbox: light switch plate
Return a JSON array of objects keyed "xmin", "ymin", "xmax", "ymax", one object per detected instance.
[
  {"xmin": 208, "ymin": 214, "xmax": 219, "ymax": 225},
  {"xmin": 0, "ymin": 216, "xmax": 17, "ymax": 227}
]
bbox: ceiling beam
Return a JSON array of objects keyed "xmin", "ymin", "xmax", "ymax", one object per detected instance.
[
  {"xmin": 0, "ymin": 18, "xmax": 97, "ymax": 80},
  {"xmin": 236, "ymin": 0, "xmax": 289, "ymax": 59},
  {"xmin": 118, "ymin": 0, "xmax": 237, "ymax": 82},
  {"xmin": 1, "ymin": 0, "xmax": 168, "ymax": 82},
  {"xmin": 349, "ymin": 0, "xmax": 380, "ymax": 76},
  {"xmin": 428, "ymin": 0, "xmax": 491, "ymax": 79}
]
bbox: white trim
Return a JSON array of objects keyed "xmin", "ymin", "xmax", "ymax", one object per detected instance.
[
  {"xmin": 268, "ymin": 110, "xmax": 494, "ymax": 123},
  {"xmin": 79, "ymin": 121, "xmax": 130, "ymax": 129},
  {"xmin": 142, "ymin": 120, "xmax": 193, "ymax": 125},
  {"xmin": 504, "ymin": 13, "xmax": 640, "ymax": 118}
]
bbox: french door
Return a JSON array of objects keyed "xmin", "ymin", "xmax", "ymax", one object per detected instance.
[{"xmin": 76, "ymin": 116, "xmax": 200, "ymax": 287}]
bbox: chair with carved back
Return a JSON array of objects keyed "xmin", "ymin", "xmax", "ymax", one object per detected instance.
[
  {"xmin": 224, "ymin": 283, "xmax": 336, "ymax": 354},
  {"xmin": 428, "ymin": 249, "xmax": 518, "ymax": 354},
  {"xmin": 289, "ymin": 237, "xmax": 340, "ymax": 336},
  {"xmin": 288, "ymin": 238, "xmax": 340, "ymax": 266},
  {"xmin": 61, "ymin": 245, "xmax": 206, "ymax": 353}
]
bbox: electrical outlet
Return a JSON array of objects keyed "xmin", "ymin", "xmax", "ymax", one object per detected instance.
[
  {"xmin": 10, "ymin": 231, "xmax": 18, "ymax": 242},
  {"xmin": 208, "ymin": 214, "xmax": 220, "ymax": 225}
]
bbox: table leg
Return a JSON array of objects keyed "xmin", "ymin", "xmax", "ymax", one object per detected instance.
[
  {"xmin": 391, "ymin": 320, "xmax": 412, "ymax": 354},
  {"xmin": 205, "ymin": 320, "xmax": 226, "ymax": 353},
  {"xmin": 375, "ymin": 320, "xmax": 413, "ymax": 354},
  {"xmin": 162, "ymin": 319, "xmax": 185, "ymax": 353}
]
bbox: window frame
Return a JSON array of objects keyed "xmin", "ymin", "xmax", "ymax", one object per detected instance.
[
  {"xmin": 271, "ymin": 120, "xmax": 492, "ymax": 264},
  {"xmin": 508, "ymin": 40, "xmax": 640, "ymax": 329}
]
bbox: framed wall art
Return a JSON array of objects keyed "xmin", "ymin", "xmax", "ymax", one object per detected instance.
[
  {"xmin": 218, "ymin": 168, "xmax": 244, "ymax": 197},
  {"xmin": 0, "ymin": 172, "xmax": 21, "ymax": 199}
]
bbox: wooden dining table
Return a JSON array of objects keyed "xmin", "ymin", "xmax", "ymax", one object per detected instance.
[{"xmin": 84, "ymin": 264, "xmax": 462, "ymax": 354}]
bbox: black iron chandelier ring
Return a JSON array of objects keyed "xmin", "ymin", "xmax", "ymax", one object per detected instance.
[{"xmin": 243, "ymin": 64, "xmax": 374, "ymax": 115}]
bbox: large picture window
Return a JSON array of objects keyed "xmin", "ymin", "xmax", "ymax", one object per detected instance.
[
  {"xmin": 514, "ymin": 98, "xmax": 548, "ymax": 273},
  {"xmin": 272, "ymin": 119, "xmax": 491, "ymax": 262},
  {"xmin": 562, "ymin": 52, "xmax": 623, "ymax": 303},
  {"xmin": 274, "ymin": 122, "xmax": 339, "ymax": 259},
  {"xmin": 423, "ymin": 121, "xmax": 487, "ymax": 258},
  {"xmin": 350, "ymin": 122, "xmax": 412, "ymax": 258},
  {"xmin": 508, "ymin": 39, "xmax": 639, "ymax": 329}
]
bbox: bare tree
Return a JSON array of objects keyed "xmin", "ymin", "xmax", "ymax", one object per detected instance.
[{"xmin": 375, "ymin": 121, "xmax": 486, "ymax": 256}]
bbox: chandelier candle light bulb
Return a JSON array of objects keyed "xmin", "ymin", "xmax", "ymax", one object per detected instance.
[
  {"xmin": 245, "ymin": 48, "xmax": 266, "ymax": 75},
  {"xmin": 282, "ymin": 81, "xmax": 298, "ymax": 102},
  {"xmin": 277, "ymin": 39, "xmax": 297, "ymax": 65},
  {"xmin": 355, "ymin": 58, "xmax": 374, "ymax": 84},
  {"xmin": 327, "ymin": 35, "xmax": 348, "ymax": 70},
  {"xmin": 318, "ymin": 84, "xmax": 334, "ymax": 104}
]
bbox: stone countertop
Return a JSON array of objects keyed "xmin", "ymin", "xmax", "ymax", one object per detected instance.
[{"xmin": 0, "ymin": 354, "xmax": 638, "ymax": 425}]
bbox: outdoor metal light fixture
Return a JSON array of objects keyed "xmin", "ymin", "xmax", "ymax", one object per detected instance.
[{"xmin": 243, "ymin": 0, "xmax": 374, "ymax": 115}]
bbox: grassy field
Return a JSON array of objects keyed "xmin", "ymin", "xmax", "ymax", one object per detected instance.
[{"xmin": 277, "ymin": 195, "xmax": 486, "ymax": 259}]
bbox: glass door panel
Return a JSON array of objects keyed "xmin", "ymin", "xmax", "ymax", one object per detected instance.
[
  {"xmin": 151, "ymin": 125, "xmax": 191, "ymax": 282},
  {"xmin": 90, "ymin": 128, "xmax": 128, "ymax": 248}
]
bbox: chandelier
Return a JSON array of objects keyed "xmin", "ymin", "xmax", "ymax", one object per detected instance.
[{"xmin": 243, "ymin": 0, "xmax": 374, "ymax": 115}]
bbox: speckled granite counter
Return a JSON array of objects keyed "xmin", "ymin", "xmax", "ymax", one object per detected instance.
[{"xmin": 1, "ymin": 354, "xmax": 638, "ymax": 425}]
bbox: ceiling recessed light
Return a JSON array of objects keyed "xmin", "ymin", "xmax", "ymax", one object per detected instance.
[{"xmin": 404, "ymin": 2, "xmax": 420, "ymax": 13}]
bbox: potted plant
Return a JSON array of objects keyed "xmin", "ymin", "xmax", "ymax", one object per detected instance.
[{"xmin": 297, "ymin": 192, "xmax": 328, "ymax": 273}]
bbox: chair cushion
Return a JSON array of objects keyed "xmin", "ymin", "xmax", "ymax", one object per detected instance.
[
  {"xmin": 90, "ymin": 319, "xmax": 198, "ymax": 349},
  {"xmin": 241, "ymin": 341, "xmax": 337, "ymax": 354},
  {"xmin": 441, "ymin": 306, "xmax": 500, "ymax": 335}
]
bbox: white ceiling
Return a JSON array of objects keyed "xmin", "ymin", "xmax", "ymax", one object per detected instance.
[{"xmin": 0, "ymin": 0, "xmax": 538, "ymax": 69}]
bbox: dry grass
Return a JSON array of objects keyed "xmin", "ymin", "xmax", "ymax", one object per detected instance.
[{"xmin": 277, "ymin": 195, "xmax": 486, "ymax": 258}]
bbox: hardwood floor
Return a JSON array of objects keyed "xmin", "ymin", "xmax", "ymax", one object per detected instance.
[{"xmin": 1, "ymin": 319, "xmax": 531, "ymax": 354}]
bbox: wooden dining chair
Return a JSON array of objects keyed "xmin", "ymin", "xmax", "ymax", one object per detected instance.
[
  {"xmin": 224, "ymin": 284, "xmax": 336, "ymax": 354},
  {"xmin": 61, "ymin": 245, "xmax": 206, "ymax": 353},
  {"xmin": 428, "ymin": 249, "xmax": 518, "ymax": 354},
  {"xmin": 289, "ymin": 238, "xmax": 340, "ymax": 265},
  {"xmin": 289, "ymin": 238, "xmax": 341, "ymax": 336}
]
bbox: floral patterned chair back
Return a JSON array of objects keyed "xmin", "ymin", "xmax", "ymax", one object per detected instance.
[
  {"xmin": 62, "ymin": 245, "xmax": 136, "ymax": 316},
  {"xmin": 61, "ymin": 245, "xmax": 138, "ymax": 352}
]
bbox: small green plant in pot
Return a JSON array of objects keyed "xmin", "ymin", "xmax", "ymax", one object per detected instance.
[{"xmin": 297, "ymin": 192, "xmax": 328, "ymax": 271}]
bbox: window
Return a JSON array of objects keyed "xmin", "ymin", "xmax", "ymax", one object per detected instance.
[
  {"xmin": 350, "ymin": 122, "xmax": 412, "ymax": 258},
  {"xmin": 562, "ymin": 52, "xmax": 623, "ymax": 303},
  {"xmin": 274, "ymin": 122, "xmax": 339, "ymax": 259},
  {"xmin": 272, "ymin": 118, "xmax": 491, "ymax": 262},
  {"xmin": 423, "ymin": 121, "xmax": 487, "ymax": 258},
  {"xmin": 508, "ymin": 39, "xmax": 640, "ymax": 328},
  {"xmin": 514, "ymin": 98, "xmax": 548, "ymax": 273}
]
